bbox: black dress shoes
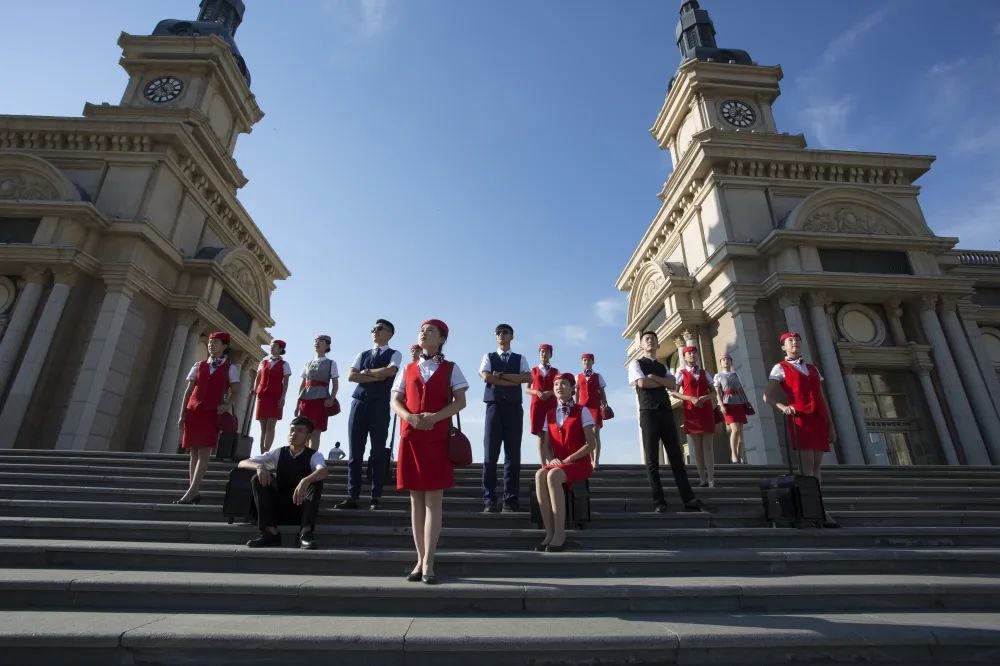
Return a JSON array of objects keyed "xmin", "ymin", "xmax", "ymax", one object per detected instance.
[
  {"xmin": 172, "ymin": 494, "xmax": 201, "ymax": 505},
  {"xmin": 502, "ymin": 501, "xmax": 520, "ymax": 513},
  {"xmin": 296, "ymin": 532, "xmax": 317, "ymax": 550},
  {"xmin": 683, "ymin": 498, "xmax": 715, "ymax": 514},
  {"xmin": 653, "ymin": 503, "xmax": 669, "ymax": 514},
  {"xmin": 544, "ymin": 542, "xmax": 566, "ymax": 553},
  {"xmin": 335, "ymin": 498, "xmax": 359, "ymax": 510},
  {"xmin": 482, "ymin": 502, "xmax": 500, "ymax": 513},
  {"xmin": 534, "ymin": 542, "xmax": 549, "ymax": 552},
  {"xmin": 369, "ymin": 498, "xmax": 380, "ymax": 510},
  {"xmin": 246, "ymin": 531, "xmax": 281, "ymax": 548},
  {"xmin": 421, "ymin": 574, "xmax": 437, "ymax": 585},
  {"xmin": 406, "ymin": 570, "xmax": 422, "ymax": 582},
  {"xmin": 823, "ymin": 511, "xmax": 841, "ymax": 528}
]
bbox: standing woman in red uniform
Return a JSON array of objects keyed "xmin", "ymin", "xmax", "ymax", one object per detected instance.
[
  {"xmin": 576, "ymin": 353, "xmax": 608, "ymax": 469},
  {"xmin": 175, "ymin": 331, "xmax": 240, "ymax": 504},
  {"xmin": 670, "ymin": 345, "xmax": 717, "ymax": 487},
  {"xmin": 392, "ymin": 319, "xmax": 468, "ymax": 585},
  {"xmin": 535, "ymin": 373, "xmax": 596, "ymax": 552},
  {"xmin": 254, "ymin": 339, "xmax": 291, "ymax": 453},
  {"xmin": 295, "ymin": 335, "xmax": 339, "ymax": 451},
  {"xmin": 526, "ymin": 343, "xmax": 558, "ymax": 436},
  {"xmin": 713, "ymin": 353, "xmax": 750, "ymax": 464}
]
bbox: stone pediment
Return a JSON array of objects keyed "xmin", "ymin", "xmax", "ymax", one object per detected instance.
[
  {"xmin": 802, "ymin": 205, "xmax": 894, "ymax": 235},
  {"xmin": 783, "ymin": 186, "xmax": 931, "ymax": 238},
  {"xmin": 0, "ymin": 152, "xmax": 81, "ymax": 202}
]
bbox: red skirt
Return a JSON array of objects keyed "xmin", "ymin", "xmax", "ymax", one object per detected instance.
[
  {"xmin": 396, "ymin": 432, "xmax": 454, "ymax": 492},
  {"xmin": 181, "ymin": 407, "xmax": 220, "ymax": 449},
  {"xmin": 255, "ymin": 395, "xmax": 283, "ymax": 421},
  {"xmin": 683, "ymin": 402, "xmax": 715, "ymax": 434},
  {"xmin": 723, "ymin": 403, "xmax": 748, "ymax": 425},
  {"xmin": 297, "ymin": 398, "xmax": 329, "ymax": 432},
  {"xmin": 788, "ymin": 413, "xmax": 831, "ymax": 452},
  {"xmin": 529, "ymin": 397, "xmax": 557, "ymax": 435},
  {"xmin": 543, "ymin": 459, "xmax": 593, "ymax": 487},
  {"xmin": 585, "ymin": 405, "xmax": 603, "ymax": 429}
]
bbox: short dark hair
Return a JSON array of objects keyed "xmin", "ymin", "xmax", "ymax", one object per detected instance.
[
  {"xmin": 495, "ymin": 323, "xmax": 514, "ymax": 335},
  {"xmin": 640, "ymin": 330, "xmax": 658, "ymax": 340},
  {"xmin": 290, "ymin": 416, "xmax": 315, "ymax": 433},
  {"xmin": 375, "ymin": 318, "xmax": 395, "ymax": 335}
]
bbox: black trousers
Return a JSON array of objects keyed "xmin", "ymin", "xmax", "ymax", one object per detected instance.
[
  {"xmin": 482, "ymin": 401, "xmax": 523, "ymax": 505},
  {"xmin": 639, "ymin": 406, "xmax": 695, "ymax": 506},
  {"xmin": 251, "ymin": 475, "xmax": 323, "ymax": 533},
  {"xmin": 347, "ymin": 398, "xmax": 390, "ymax": 499}
]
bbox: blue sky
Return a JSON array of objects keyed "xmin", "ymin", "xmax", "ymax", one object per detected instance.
[{"xmin": 3, "ymin": 1, "xmax": 999, "ymax": 463}]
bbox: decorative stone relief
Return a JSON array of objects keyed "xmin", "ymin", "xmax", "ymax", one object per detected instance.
[
  {"xmin": 836, "ymin": 303, "xmax": 887, "ymax": 346},
  {"xmin": 637, "ymin": 273, "xmax": 665, "ymax": 311},
  {"xmin": 0, "ymin": 173, "xmax": 58, "ymax": 200},
  {"xmin": 224, "ymin": 260, "xmax": 262, "ymax": 306},
  {"xmin": 802, "ymin": 206, "xmax": 893, "ymax": 235}
]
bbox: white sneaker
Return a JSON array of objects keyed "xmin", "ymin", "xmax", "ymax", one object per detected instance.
[{"xmin": 707, "ymin": 480, "xmax": 716, "ymax": 488}]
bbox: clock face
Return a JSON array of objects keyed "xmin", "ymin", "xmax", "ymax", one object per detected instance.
[
  {"xmin": 719, "ymin": 99, "xmax": 756, "ymax": 128},
  {"xmin": 143, "ymin": 77, "xmax": 184, "ymax": 103}
]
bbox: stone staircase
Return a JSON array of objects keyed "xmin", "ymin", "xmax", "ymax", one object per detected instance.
[{"xmin": 0, "ymin": 449, "xmax": 999, "ymax": 665}]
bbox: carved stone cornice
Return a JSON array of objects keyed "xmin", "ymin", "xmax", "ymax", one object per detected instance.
[
  {"xmin": 21, "ymin": 266, "xmax": 48, "ymax": 284},
  {"xmin": 778, "ymin": 290, "xmax": 803, "ymax": 310},
  {"xmin": 756, "ymin": 230, "xmax": 956, "ymax": 258},
  {"xmin": 52, "ymin": 267, "xmax": 79, "ymax": 287}
]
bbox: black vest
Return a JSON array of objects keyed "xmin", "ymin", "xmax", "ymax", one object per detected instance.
[
  {"xmin": 276, "ymin": 446, "xmax": 316, "ymax": 490},
  {"xmin": 484, "ymin": 351, "xmax": 523, "ymax": 404},
  {"xmin": 351, "ymin": 347, "xmax": 396, "ymax": 403},
  {"xmin": 636, "ymin": 357, "xmax": 670, "ymax": 410}
]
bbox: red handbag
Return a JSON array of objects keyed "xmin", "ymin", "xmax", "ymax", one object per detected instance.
[
  {"xmin": 600, "ymin": 404, "xmax": 615, "ymax": 420},
  {"xmin": 325, "ymin": 399, "xmax": 341, "ymax": 417},
  {"xmin": 447, "ymin": 363, "xmax": 472, "ymax": 467}
]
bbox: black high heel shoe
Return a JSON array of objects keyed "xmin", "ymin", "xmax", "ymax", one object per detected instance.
[{"xmin": 172, "ymin": 495, "xmax": 201, "ymax": 505}]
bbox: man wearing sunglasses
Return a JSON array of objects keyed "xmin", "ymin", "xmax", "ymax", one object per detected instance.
[{"xmin": 339, "ymin": 319, "xmax": 402, "ymax": 510}]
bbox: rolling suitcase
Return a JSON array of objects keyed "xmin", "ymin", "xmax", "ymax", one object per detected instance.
[
  {"xmin": 222, "ymin": 467, "xmax": 257, "ymax": 524},
  {"xmin": 215, "ymin": 394, "xmax": 255, "ymax": 463},
  {"xmin": 530, "ymin": 479, "xmax": 592, "ymax": 529},
  {"xmin": 759, "ymin": 415, "xmax": 826, "ymax": 528}
]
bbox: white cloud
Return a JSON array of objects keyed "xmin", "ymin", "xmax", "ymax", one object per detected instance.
[
  {"xmin": 321, "ymin": 0, "xmax": 392, "ymax": 41},
  {"xmin": 560, "ymin": 325, "xmax": 589, "ymax": 345},
  {"xmin": 819, "ymin": 7, "xmax": 892, "ymax": 69},
  {"xmin": 593, "ymin": 298, "xmax": 625, "ymax": 326},
  {"xmin": 800, "ymin": 95, "xmax": 856, "ymax": 148},
  {"xmin": 359, "ymin": 0, "xmax": 389, "ymax": 38}
]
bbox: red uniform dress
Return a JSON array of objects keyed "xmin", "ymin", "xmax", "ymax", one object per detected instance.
[
  {"xmin": 542, "ymin": 403, "xmax": 593, "ymax": 486},
  {"xmin": 577, "ymin": 371, "xmax": 604, "ymax": 428},
  {"xmin": 679, "ymin": 367, "xmax": 715, "ymax": 434},
  {"xmin": 528, "ymin": 365, "xmax": 559, "ymax": 435},
  {"xmin": 254, "ymin": 358, "xmax": 287, "ymax": 421},
  {"xmin": 779, "ymin": 359, "xmax": 831, "ymax": 452},
  {"xmin": 396, "ymin": 361, "xmax": 455, "ymax": 492},
  {"xmin": 182, "ymin": 359, "xmax": 231, "ymax": 448}
]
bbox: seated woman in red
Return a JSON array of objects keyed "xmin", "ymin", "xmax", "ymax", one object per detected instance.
[
  {"xmin": 175, "ymin": 331, "xmax": 240, "ymax": 504},
  {"xmin": 534, "ymin": 372, "xmax": 596, "ymax": 553},
  {"xmin": 391, "ymin": 319, "xmax": 468, "ymax": 585}
]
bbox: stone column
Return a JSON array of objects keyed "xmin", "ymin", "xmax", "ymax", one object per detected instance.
[
  {"xmin": 55, "ymin": 281, "xmax": 138, "ymax": 451},
  {"xmin": 957, "ymin": 300, "xmax": 1000, "ymax": 417},
  {"xmin": 840, "ymin": 361, "xmax": 872, "ymax": 464},
  {"xmin": 143, "ymin": 312, "xmax": 198, "ymax": 453},
  {"xmin": 778, "ymin": 291, "xmax": 814, "ymax": 361},
  {"xmin": 807, "ymin": 292, "xmax": 865, "ymax": 464},
  {"xmin": 885, "ymin": 300, "xmax": 909, "ymax": 346},
  {"xmin": 159, "ymin": 325, "xmax": 205, "ymax": 453},
  {"xmin": 938, "ymin": 298, "xmax": 1000, "ymax": 463},
  {"xmin": 0, "ymin": 269, "xmax": 77, "ymax": 449},
  {"xmin": 917, "ymin": 296, "xmax": 990, "ymax": 465},
  {"xmin": 915, "ymin": 364, "xmax": 960, "ymax": 466},
  {"xmin": 0, "ymin": 267, "xmax": 48, "ymax": 396},
  {"xmin": 724, "ymin": 308, "xmax": 782, "ymax": 463}
]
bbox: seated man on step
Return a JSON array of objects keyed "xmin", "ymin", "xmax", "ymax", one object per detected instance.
[{"xmin": 238, "ymin": 416, "xmax": 329, "ymax": 549}]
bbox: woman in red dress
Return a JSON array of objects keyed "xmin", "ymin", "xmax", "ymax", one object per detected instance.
[
  {"xmin": 670, "ymin": 345, "xmax": 717, "ymax": 487},
  {"xmin": 525, "ymin": 343, "xmax": 558, "ymax": 436},
  {"xmin": 713, "ymin": 353, "xmax": 750, "ymax": 464},
  {"xmin": 254, "ymin": 339, "xmax": 290, "ymax": 453},
  {"xmin": 535, "ymin": 372, "xmax": 596, "ymax": 552},
  {"xmin": 391, "ymin": 319, "xmax": 468, "ymax": 584},
  {"xmin": 175, "ymin": 331, "xmax": 240, "ymax": 504},
  {"xmin": 576, "ymin": 353, "xmax": 608, "ymax": 470}
]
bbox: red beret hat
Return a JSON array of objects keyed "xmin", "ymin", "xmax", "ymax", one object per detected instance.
[
  {"xmin": 539, "ymin": 343, "xmax": 553, "ymax": 352},
  {"xmin": 410, "ymin": 344, "xmax": 422, "ymax": 351},
  {"xmin": 581, "ymin": 353, "xmax": 594, "ymax": 361},
  {"xmin": 421, "ymin": 319, "xmax": 449, "ymax": 338},
  {"xmin": 553, "ymin": 372, "xmax": 576, "ymax": 384},
  {"xmin": 273, "ymin": 339, "xmax": 286, "ymax": 350},
  {"xmin": 779, "ymin": 332, "xmax": 801, "ymax": 344},
  {"xmin": 316, "ymin": 334, "xmax": 332, "ymax": 344},
  {"xmin": 681, "ymin": 345, "xmax": 698, "ymax": 354},
  {"xmin": 209, "ymin": 331, "xmax": 230, "ymax": 345}
]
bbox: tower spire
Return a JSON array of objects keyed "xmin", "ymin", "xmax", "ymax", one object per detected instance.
[
  {"xmin": 674, "ymin": 1, "xmax": 752, "ymax": 66},
  {"xmin": 152, "ymin": 0, "xmax": 250, "ymax": 84}
]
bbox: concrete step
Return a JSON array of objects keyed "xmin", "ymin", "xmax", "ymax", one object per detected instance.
[
  {"xmin": 2, "ymin": 539, "xmax": 998, "ymax": 578},
  {"xmin": 8, "ymin": 483, "xmax": 1000, "ymax": 514},
  {"xmin": 7, "ymin": 498, "xmax": 1000, "ymax": 529},
  {"xmin": 4, "ymin": 517, "xmax": 1000, "ymax": 550},
  {"xmin": 1, "ymin": 608, "xmax": 998, "ymax": 665},
  {"xmin": 4, "ymin": 568, "xmax": 999, "ymax": 615}
]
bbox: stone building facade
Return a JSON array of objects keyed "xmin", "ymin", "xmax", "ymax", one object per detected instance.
[
  {"xmin": 617, "ymin": 2, "xmax": 1000, "ymax": 466},
  {"xmin": 0, "ymin": 1, "xmax": 288, "ymax": 452}
]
